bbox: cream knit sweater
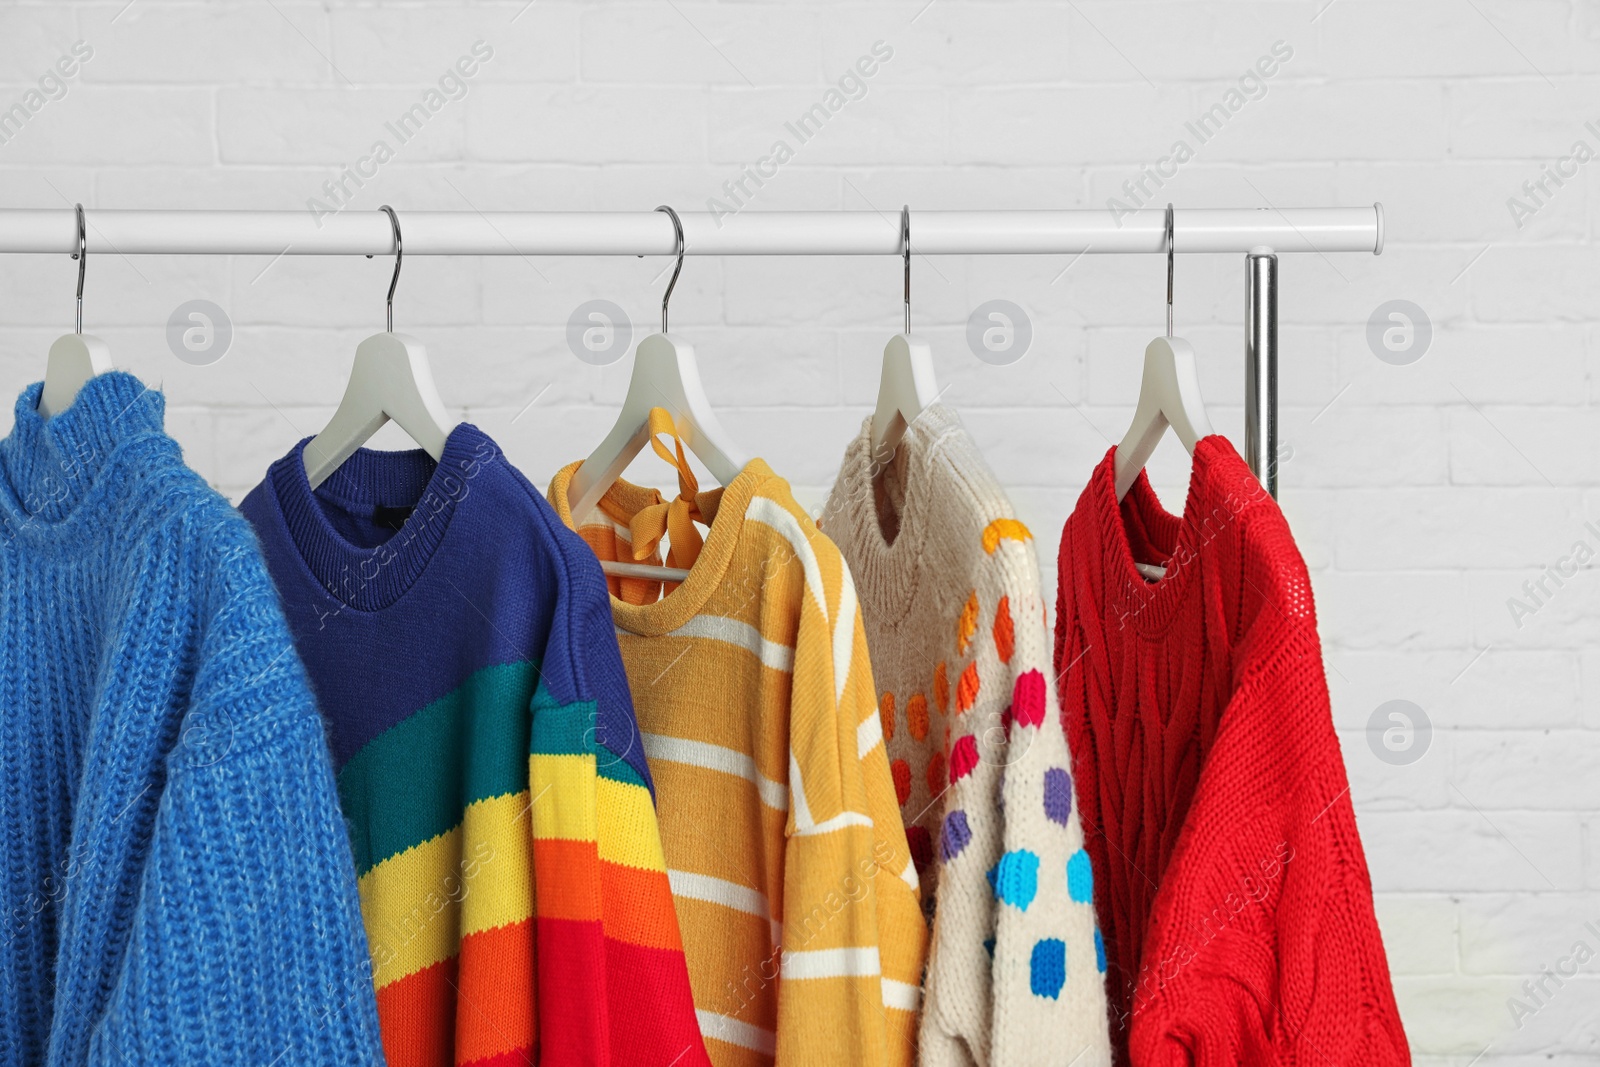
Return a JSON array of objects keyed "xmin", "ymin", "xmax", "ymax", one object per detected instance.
[{"xmin": 822, "ymin": 405, "xmax": 1112, "ymax": 1067}]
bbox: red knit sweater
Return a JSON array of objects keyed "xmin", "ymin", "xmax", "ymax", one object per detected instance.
[{"xmin": 1054, "ymin": 439, "xmax": 1408, "ymax": 1066}]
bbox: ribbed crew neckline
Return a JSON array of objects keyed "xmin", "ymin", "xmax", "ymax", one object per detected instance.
[
  {"xmin": 826, "ymin": 404, "xmax": 974, "ymax": 631},
  {"xmin": 1089, "ymin": 436, "xmax": 1245, "ymax": 637},
  {"xmin": 548, "ymin": 457, "xmax": 775, "ymax": 637},
  {"xmin": 0, "ymin": 372, "xmax": 167, "ymax": 542},
  {"xmin": 268, "ymin": 425, "xmax": 491, "ymax": 613}
]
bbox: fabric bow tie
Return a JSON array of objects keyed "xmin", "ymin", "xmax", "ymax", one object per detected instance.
[{"xmin": 628, "ymin": 406, "xmax": 705, "ymax": 572}]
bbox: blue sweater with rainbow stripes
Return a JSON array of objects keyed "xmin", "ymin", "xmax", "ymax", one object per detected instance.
[{"xmin": 241, "ymin": 424, "xmax": 709, "ymax": 1067}]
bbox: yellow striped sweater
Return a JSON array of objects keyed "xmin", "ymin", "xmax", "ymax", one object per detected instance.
[{"xmin": 548, "ymin": 457, "xmax": 927, "ymax": 1067}]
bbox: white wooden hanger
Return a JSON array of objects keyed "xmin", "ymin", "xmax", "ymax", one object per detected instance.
[
  {"xmin": 38, "ymin": 204, "xmax": 114, "ymax": 419},
  {"xmin": 305, "ymin": 206, "xmax": 455, "ymax": 490},
  {"xmin": 1112, "ymin": 205, "xmax": 1213, "ymax": 579},
  {"xmin": 870, "ymin": 205, "xmax": 940, "ymax": 458},
  {"xmin": 568, "ymin": 206, "xmax": 748, "ymax": 582}
]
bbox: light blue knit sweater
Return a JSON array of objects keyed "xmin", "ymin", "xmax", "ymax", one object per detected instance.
[{"xmin": 0, "ymin": 373, "xmax": 385, "ymax": 1066}]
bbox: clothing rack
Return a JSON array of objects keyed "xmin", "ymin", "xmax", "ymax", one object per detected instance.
[{"xmin": 0, "ymin": 204, "xmax": 1387, "ymax": 498}]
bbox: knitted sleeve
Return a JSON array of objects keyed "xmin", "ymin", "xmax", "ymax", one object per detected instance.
[
  {"xmin": 87, "ymin": 527, "xmax": 385, "ymax": 1066},
  {"xmin": 775, "ymin": 538, "xmax": 926, "ymax": 1067},
  {"xmin": 986, "ymin": 536, "xmax": 1114, "ymax": 1067},
  {"xmin": 1126, "ymin": 624, "xmax": 1410, "ymax": 1066},
  {"xmin": 917, "ymin": 522, "xmax": 1114, "ymax": 1067},
  {"xmin": 527, "ymin": 528, "xmax": 710, "ymax": 1067},
  {"xmin": 916, "ymin": 578, "xmax": 1006, "ymax": 1066}
]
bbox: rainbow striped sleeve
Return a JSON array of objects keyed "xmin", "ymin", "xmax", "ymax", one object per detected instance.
[
  {"xmin": 529, "ymin": 680, "xmax": 710, "ymax": 1067},
  {"xmin": 339, "ymin": 661, "xmax": 540, "ymax": 1067}
]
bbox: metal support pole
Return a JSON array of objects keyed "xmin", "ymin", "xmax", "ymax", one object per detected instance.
[{"xmin": 1245, "ymin": 250, "xmax": 1279, "ymax": 498}]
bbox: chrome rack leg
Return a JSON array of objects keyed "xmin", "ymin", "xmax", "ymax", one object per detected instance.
[{"xmin": 1245, "ymin": 250, "xmax": 1279, "ymax": 499}]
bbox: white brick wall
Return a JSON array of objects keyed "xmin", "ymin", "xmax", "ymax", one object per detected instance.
[{"xmin": 1, "ymin": 1, "xmax": 1596, "ymax": 1060}]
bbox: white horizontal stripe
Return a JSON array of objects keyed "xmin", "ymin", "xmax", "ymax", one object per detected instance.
[
  {"xmin": 668, "ymin": 869, "xmax": 770, "ymax": 919},
  {"xmin": 667, "ymin": 869, "xmax": 781, "ymax": 947},
  {"xmin": 610, "ymin": 518, "xmax": 633, "ymax": 542},
  {"xmin": 857, "ymin": 711, "xmax": 882, "ymax": 759},
  {"xmin": 642, "ymin": 732, "xmax": 788, "ymax": 812},
  {"xmin": 795, "ymin": 810, "xmax": 874, "ymax": 837},
  {"xmin": 882, "ymin": 978, "xmax": 922, "ymax": 1012},
  {"xmin": 781, "ymin": 946, "xmax": 881, "ymax": 980},
  {"xmin": 670, "ymin": 614, "xmax": 793, "ymax": 672},
  {"xmin": 696, "ymin": 1010, "xmax": 776, "ymax": 1056}
]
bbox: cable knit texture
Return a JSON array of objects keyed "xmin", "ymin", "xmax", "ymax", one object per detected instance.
[
  {"xmin": 0, "ymin": 373, "xmax": 385, "ymax": 1067},
  {"xmin": 821, "ymin": 406, "xmax": 1112, "ymax": 1067},
  {"xmin": 1053, "ymin": 439, "xmax": 1408, "ymax": 1066}
]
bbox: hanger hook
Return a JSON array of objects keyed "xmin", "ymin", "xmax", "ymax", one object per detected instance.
[
  {"xmin": 379, "ymin": 205, "xmax": 402, "ymax": 332},
  {"xmin": 901, "ymin": 204, "xmax": 911, "ymax": 336},
  {"xmin": 655, "ymin": 205, "xmax": 685, "ymax": 334},
  {"xmin": 72, "ymin": 203, "xmax": 86, "ymax": 335},
  {"xmin": 1164, "ymin": 203, "xmax": 1174, "ymax": 339}
]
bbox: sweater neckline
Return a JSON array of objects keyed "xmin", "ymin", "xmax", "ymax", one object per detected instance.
[
  {"xmin": 269, "ymin": 425, "xmax": 490, "ymax": 613},
  {"xmin": 548, "ymin": 457, "xmax": 775, "ymax": 638},
  {"xmin": 1092, "ymin": 437, "xmax": 1237, "ymax": 637},
  {"xmin": 826, "ymin": 405, "xmax": 964, "ymax": 630},
  {"xmin": 0, "ymin": 372, "xmax": 167, "ymax": 545}
]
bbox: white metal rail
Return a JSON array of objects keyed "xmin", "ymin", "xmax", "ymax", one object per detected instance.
[
  {"xmin": 0, "ymin": 204, "xmax": 1388, "ymax": 498},
  {"xmin": 0, "ymin": 206, "xmax": 1383, "ymax": 257}
]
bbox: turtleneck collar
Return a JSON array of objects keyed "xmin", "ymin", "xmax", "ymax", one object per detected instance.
[{"xmin": 0, "ymin": 372, "xmax": 168, "ymax": 531}]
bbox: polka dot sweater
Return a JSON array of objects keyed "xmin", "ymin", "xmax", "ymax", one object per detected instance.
[
  {"xmin": 823, "ymin": 405, "xmax": 1113, "ymax": 1067},
  {"xmin": 1054, "ymin": 439, "xmax": 1409, "ymax": 1065}
]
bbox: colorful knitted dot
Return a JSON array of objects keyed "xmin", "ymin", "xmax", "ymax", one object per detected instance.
[
  {"xmin": 957, "ymin": 661, "xmax": 980, "ymax": 713},
  {"xmin": 927, "ymin": 753, "xmax": 946, "ymax": 796},
  {"xmin": 949, "ymin": 734, "xmax": 979, "ymax": 783},
  {"xmin": 993, "ymin": 850, "xmax": 1039, "ymax": 910},
  {"xmin": 891, "ymin": 759, "xmax": 911, "ymax": 806},
  {"xmin": 957, "ymin": 591, "xmax": 979, "ymax": 654},
  {"xmin": 879, "ymin": 691, "xmax": 896, "ymax": 741},
  {"xmin": 1012, "ymin": 669, "xmax": 1046, "ymax": 729},
  {"xmin": 906, "ymin": 693, "xmax": 930, "ymax": 742},
  {"xmin": 982, "ymin": 517, "xmax": 1033, "ymax": 554},
  {"xmin": 1029, "ymin": 938, "xmax": 1066, "ymax": 999},
  {"xmin": 1094, "ymin": 928, "xmax": 1107, "ymax": 973},
  {"xmin": 983, "ymin": 937, "xmax": 996, "ymax": 959},
  {"xmin": 906, "ymin": 825, "xmax": 933, "ymax": 876},
  {"xmin": 940, "ymin": 809, "xmax": 971, "ymax": 862},
  {"xmin": 933, "ymin": 661, "xmax": 950, "ymax": 713},
  {"xmin": 1043, "ymin": 767, "xmax": 1073, "ymax": 825},
  {"xmin": 1067, "ymin": 849, "xmax": 1094, "ymax": 903},
  {"xmin": 993, "ymin": 595, "xmax": 1015, "ymax": 664}
]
